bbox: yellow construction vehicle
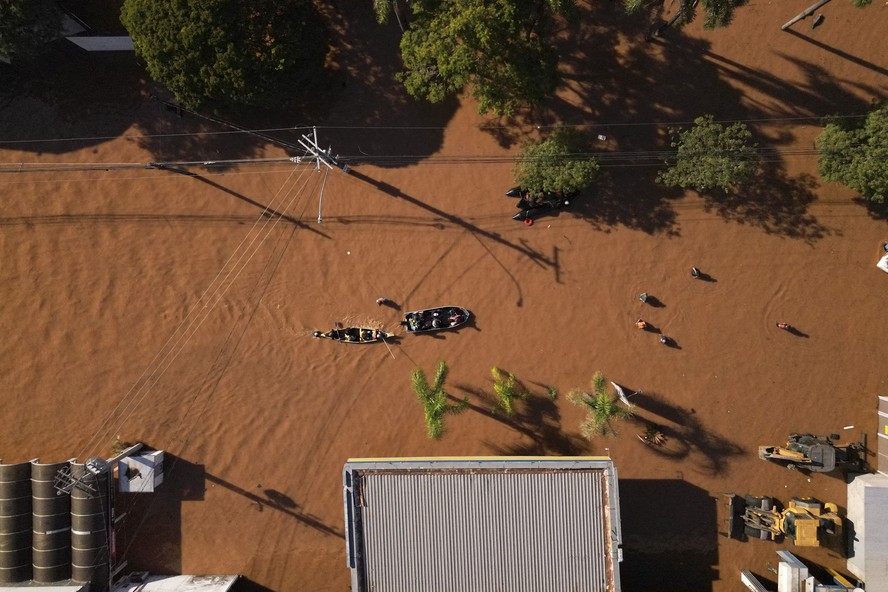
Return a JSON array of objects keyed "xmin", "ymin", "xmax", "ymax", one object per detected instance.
[
  {"xmin": 723, "ymin": 494, "xmax": 843, "ymax": 547},
  {"xmin": 758, "ymin": 433, "xmax": 865, "ymax": 473}
]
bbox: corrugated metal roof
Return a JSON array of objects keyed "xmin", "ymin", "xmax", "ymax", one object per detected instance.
[{"xmin": 344, "ymin": 458, "xmax": 620, "ymax": 592}]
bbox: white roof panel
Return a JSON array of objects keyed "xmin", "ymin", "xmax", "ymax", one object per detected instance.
[{"xmin": 110, "ymin": 575, "xmax": 238, "ymax": 592}]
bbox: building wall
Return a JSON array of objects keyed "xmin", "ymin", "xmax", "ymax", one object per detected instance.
[
  {"xmin": 877, "ymin": 396, "xmax": 888, "ymax": 475},
  {"xmin": 846, "ymin": 472, "xmax": 888, "ymax": 589}
]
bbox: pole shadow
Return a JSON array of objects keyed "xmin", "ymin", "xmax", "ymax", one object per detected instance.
[
  {"xmin": 783, "ymin": 29, "xmax": 888, "ymax": 78},
  {"xmin": 204, "ymin": 473, "xmax": 343, "ymax": 538},
  {"xmin": 152, "ymin": 168, "xmax": 331, "ymax": 239},
  {"xmin": 348, "ymin": 169, "xmax": 555, "ymax": 268}
]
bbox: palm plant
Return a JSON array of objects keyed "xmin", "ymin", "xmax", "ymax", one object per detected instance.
[
  {"xmin": 639, "ymin": 424, "xmax": 668, "ymax": 446},
  {"xmin": 568, "ymin": 372, "xmax": 634, "ymax": 439},
  {"xmin": 411, "ymin": 361, "xmax": 468, "ymax": 440},
  {"xmin": 491, "ymin": 367, "xmax": 525, "ymax": 416}
]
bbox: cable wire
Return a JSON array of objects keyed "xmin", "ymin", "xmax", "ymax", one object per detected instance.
[{"xmin": 76, "ymin": 160, "xmax": 314, "ymax": 459}]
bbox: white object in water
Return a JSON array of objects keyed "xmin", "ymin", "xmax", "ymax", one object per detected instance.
[{"xmin": 877, "ymin": 253, "xmax": 888, "ymax": 274}]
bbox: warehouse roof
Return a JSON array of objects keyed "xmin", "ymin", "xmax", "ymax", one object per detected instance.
[{"xmin": 343, "ymin": 457, "xmax": 622, "ymax": 592}]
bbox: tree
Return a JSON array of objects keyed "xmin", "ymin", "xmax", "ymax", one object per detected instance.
[
  {"xmin": 657, "ymin": 114, "xmax": 759, "ymax": 194},
  {"xmin": 514, "ymin": 128, "xmax": 600, "ymax": 197},
  {"xmin": 816, "ymin": 103, "xmax": 888, "ymax": 204},
  {"xmin": 411, "ymin": 361, "xmax": 468, "ymax": 440},
  {"xmin": 625, "ymin": 0, "xmax": 868, "ymax": 32},
  {"xmin": 624, "ymin": 0, "xmax": 748, "ymax": 30},
  {"xmin": 568, "ymin": 372, "xmax": 634, "ymax": 439},
  {"xmin": 373, "ymin": 0, "xmax": 405, "ymax": 30},
  {"xmin": 120, "ymin": 0, "xmax": 328, "ymax": 109},
  {"xmin": 491, "ymin": 367, "xmax": 525, "ymax": 417},
  {"xmin": 0, "ymin": 0, "xmax": 63, "ymax": 63},
  {"xmin": 393, "ymin": 0, "xmax": 578, "ymax": 116}
]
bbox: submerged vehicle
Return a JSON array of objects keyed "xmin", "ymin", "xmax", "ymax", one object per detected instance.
[
  {"xmin": 312, "ymin": 328, "xmax": 392, "ymax": 344},
  {"xmin": 758, "ymin": 433, "xmax": 865, "ymax": 473},
  {"xmin": 723, "ymin": 494, "xmax": 842, "ymax": 548},
  {"xmin": 403, "ymin": 306, "xmax": 471, "ymax": 334},
  {"xmin": 506, "ymin": 186, "xmax": 576, "ymax": 221}
]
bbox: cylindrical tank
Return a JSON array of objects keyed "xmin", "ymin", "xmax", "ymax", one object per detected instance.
[
  {"xmin": 31, "ymin": 461, "xmax": 72, "ymax": 583},
  {"xmin": 0, "ymin": 461, "xmax": 32, "ymax": 584},
  {"xmin": 70, "ymin": 463, "xmax": 111, "ymax": 589}
]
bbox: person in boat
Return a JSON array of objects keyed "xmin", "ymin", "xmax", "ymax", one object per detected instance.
[
  {"xmin": 449, "ymin": 312, "xmax": 463, "ymax": 326},
  {"xmin": 361, "ymin": 329, "xmax": 373, "ymax": 341}
]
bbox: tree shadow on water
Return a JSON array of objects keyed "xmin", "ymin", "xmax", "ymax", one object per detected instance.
[
  {"xmin": 452, "ymin": 384, "xmax": 588, "ymax": 456},
  {"xmin": 701, "ymin": 166, "xmax": 833, "ymax": 243},
  {"xmin": 629, "ymin": 391, "xmax": 745, "ymax": 476},
  {"xmin": 859, "ymin": 199, "xmax": 888, "ymax": 222},
  {"xmin": 0, "ymin": 48, "xmax": 142, "ymax": 154},
  {"xmin": 571, "ymin": 168, "xmax": 682, "ymax": 236}
]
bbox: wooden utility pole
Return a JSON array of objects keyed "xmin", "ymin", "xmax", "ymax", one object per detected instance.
[{"xmin": 782, "ymin": 0, "xmax": 832, "ymax": 30}]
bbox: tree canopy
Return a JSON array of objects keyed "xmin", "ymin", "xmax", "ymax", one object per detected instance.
[
  {"xmin": 657, "ymin": 115, "xmax": 760, "ymax": 194},
  {"xmin": 120, "ymin": 0, "xmax": 328, "ymax": 109},
  {"xmin": 411, "ymin": 361, "xmax": 467, "ymax": 440},
  {"xmin": 568, "ymin": 372, "xmax": 634, "ymax": 439},
  {"xmin": 625, "ymin": 0, "xmax": 868, "ymax": 31},
  {"xmin": 0, "ymin": 0, "xmax": 63, "ymax": 63},
  {"xmin": 817, "ymin": 103, "xmax": 888, "ymax": 204},
  {"xmin": 514, "ymin": 129, "xmax": 600, "ymax": 196},
  {"xmin": 624, "ymin": 0, "xmax": 748, "ymax": 30},
  {"xmin": 390, "ymin": 0, "xmax": 578, "ymax": 116}
]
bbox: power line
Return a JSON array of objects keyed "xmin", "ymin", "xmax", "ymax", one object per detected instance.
[
  {"xmin": 0, "ymin": 112, "xmax": 868, "ymax": 146},
  {"xmin": 76, "ymin": 161, "xmax": 317, "ymax": 459},
  {"xmin": 116, "ymin": 171, "xmax": 324, "ymax": 564},
  {"xmin": 0, "ymin": 164, "xmax": 297, "ymax": 187},
  {"xmin": 0, "ymin": 144, "xmax": 826, "ymax": 177}
]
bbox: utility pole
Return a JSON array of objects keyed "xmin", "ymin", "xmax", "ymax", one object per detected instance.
[
  {"xmin": 290, "ymin": 126, "xmax": 349, "ymax": 223},
  {"xmin": 782, "ymin": 0, "xmax": 832, "ymax": 30},
  {"xmin": 292, "ymin": 126, "xmax": 350, "ymax": 174}
]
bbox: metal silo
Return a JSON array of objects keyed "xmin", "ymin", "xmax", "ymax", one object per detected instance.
[
  {"xmin": 31, "ymin": 460, "xmax": 72, "ymax": 583},
  {"xmin": 0, "ymin": 461, "xmax": 32, "ymax": 584},
  {"xmin": 70, "ymin": 460, "xmax": 112, "ymax": 590}
]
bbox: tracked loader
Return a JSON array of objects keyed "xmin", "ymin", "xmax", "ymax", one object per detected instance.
[{"xmin": 723, "ymin": 494, "xmax": 842, "ymax": 547}]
